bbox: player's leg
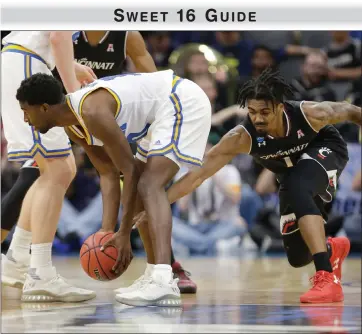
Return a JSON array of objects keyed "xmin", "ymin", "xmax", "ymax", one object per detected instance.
[
  {"xmin": 1, "ymin": 51, "xmax": 95, "ymax": 302},
  {"xmin": 116, "ymin": 76, "xmax": 210, "ymax": 306},
  {"xmin": 20, "ymin": 151, "xmax": 96, "ymax": 302},
  {"xmin": 116, "ymin": 146, "xmax": 197, "ymax": 295},
  {"xmin": 114, "ymin": 158, "xmax": 156, "ymax": 295},
  {"xmin": 280, "ymin": 154, "xmax": 348, "ymax": 303},
  {"xmin": 1, "ymin": 161, "xmax": 40, "ymax": 243},
  {"xmin": 1, "ymin": 52, "xmax": 41, "ymax": 287},
  {"xmin": 116, "ymin": 155, "xmax": 181, "ymax": 307},
  {"xmin": 1, "ymin": 161, "xmax": 40, "ymax": 287}
]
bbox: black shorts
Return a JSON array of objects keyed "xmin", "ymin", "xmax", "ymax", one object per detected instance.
[{"xmin": 277, "ymin": 144, "xmax": 348, "ymax": 236}]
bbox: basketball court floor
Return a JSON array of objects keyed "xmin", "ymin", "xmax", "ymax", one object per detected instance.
[{"xmin": 1, "ymin": 255, "xmax": 361, "ymax": 333}]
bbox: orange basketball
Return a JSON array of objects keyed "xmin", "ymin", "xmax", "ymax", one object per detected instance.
[{"xmin": 80, "ymin": 232, "xmax": 121, "ymax": 281}]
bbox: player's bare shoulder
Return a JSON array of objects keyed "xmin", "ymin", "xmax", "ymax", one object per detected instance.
[{"xmin": 81, "ymin": 88, "xmax": 118, "ymax": 118}]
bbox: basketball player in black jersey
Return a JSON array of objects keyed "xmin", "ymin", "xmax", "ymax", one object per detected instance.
[
  {"xmin": 1, "ymin": 31, "xmax": 197, "ymax": 294},
  {"xmin": 135, "ymin": 68, "xmax": 362, "ymax": 304}
]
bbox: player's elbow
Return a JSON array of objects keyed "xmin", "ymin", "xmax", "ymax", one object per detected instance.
[
  {"xmin": 347, "ymin": 104, "xmax": 362, "ymax": 125},
  {"xmin": 49, "ymin": 31, "xmax": 72, "ymax": 46}
]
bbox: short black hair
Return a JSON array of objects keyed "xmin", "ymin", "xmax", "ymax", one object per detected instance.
[
  {"xmin": 16, "ymin": 73, "xmax": 64, "ymax": 105},
  {"xmin": 238, "ymin": 67, "xmax": 295, "ymax": 108},
  {"xmin": 252, "ymin": 44, "xmax": 275, "ymax": 58}
]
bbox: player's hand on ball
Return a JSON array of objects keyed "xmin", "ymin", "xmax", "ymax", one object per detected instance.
[
  {"xmin": 100, "ymin": 231, "xmax": 133, "ymax": 274},
  {"xmin": 74, "ymin": 63, "xmax": 97, "ymax": 86},
  {"xmin": 133, "ymin": 211, "xmax": 148, "ymax": 229}
]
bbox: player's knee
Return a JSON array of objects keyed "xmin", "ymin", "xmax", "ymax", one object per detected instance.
[
  {"xmin": 283, "ymin": 231, "xmax": 313, "ymax": 268},
  {"xmin": 283, "ymin": 176, "xmax": 314, "ymax": 214},
  {"xmin": 137, "ymin": 172, "xmax": 160, "ymax": 199},
  {"xmin": 40, "ymin": 154, "xmax": 77, "ymax": 188}
]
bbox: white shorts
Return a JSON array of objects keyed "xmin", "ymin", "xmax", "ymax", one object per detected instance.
[
  {"xmin": 135, "ymin": 76, "xmax": 211, "ymax": 168},
  {"xmin": 1, "ymin": 45, "xmax": 71, "ymax": 162}
]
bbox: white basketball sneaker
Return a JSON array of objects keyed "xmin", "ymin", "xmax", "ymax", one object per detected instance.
[
  {"xmin": 1, "ymin": 253, "xmax": 28, "ymax": 289},
  {"xmin": 21, "ymin": 267, "xmax": 96, "ymax": 302},
  {"xmin": 114, "ymin": 274, "xmax": 151, "ymax": 295},
  {"xmin": 115, "ymin": 277, "xmax": 181, "ymax": 307}
]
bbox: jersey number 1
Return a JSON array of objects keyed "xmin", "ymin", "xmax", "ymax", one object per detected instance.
[{"xmin": 283, "ymin": 157, "xmax": 293, "ymax": 167}]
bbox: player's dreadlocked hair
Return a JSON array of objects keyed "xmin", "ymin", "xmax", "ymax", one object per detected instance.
[{"xmin": 238, "ymin": 67, "xmax": 295, "ymax": 109}]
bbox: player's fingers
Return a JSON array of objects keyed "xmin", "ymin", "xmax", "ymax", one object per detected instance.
[
  {"xmin": 87, "ymin": 67, "xmax": 97, "ymax": 80},
  {"xmin": 100, "ymin": 239, "xmax": 113, "ymax": 252},
  {"xmin": 113, "ymin": 254, "xmax": 122, "ymax": 273},
  {"xmin": 118, "ymin": 254, "xmax": 128, "ymax": 274},
  {"xmin": 133, "ymin": 219, "xmax": 143, "ymax": 229}
]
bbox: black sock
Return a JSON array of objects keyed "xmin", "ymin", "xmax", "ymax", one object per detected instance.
[
  {"xmin": 327, "ymin": 242, "xmax": 332, "ymax": 258},
  {"xmin": 1, "ymin": 166, "xmax": 39, "ymax": 231},
  {"xmin": 313, "ymin": 252, "xmax": 333, "ymax": 273},
  {"xmin": 170, "ymin": 248, "xmax": 176, "ymax": 266}
]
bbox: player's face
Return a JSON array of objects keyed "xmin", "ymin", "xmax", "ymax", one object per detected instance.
[
  {"xmin": 247, "ymin": 99, "xmax": 282, "ymax": 135},
  {"xmin": 20, "ymin": 102, "xmax": 52, "ymax": 134}
]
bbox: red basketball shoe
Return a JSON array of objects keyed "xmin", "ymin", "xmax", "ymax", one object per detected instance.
[
  {"xmin": 328, "ymin": 237, "xmax": 350, "ymax": 281},
  {"xmin": 300, "ymin": 270, "xmax": 343, "ymax": 303},
  {"xmin": 172, "ymin": 261, "xmax": 197, "ymax": 294}
]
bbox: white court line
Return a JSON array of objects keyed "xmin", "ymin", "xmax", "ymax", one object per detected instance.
[{"xmin": 45, "ymin": 323, "xmax": 362, "ymax": 333}]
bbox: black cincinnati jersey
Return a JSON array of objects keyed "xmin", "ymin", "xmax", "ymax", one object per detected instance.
[
  {"xmin": 52, "ymin": 31, "xmax": 128, "ymax": 81},
  {"xmin": 242, "ymin": 100, "xmax": 348, "ymax": 175}
]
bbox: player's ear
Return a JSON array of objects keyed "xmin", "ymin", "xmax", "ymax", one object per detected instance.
[
  {"xmin": 277, "ymin": 103, "xmax": 284, "ymax": 113},
  {"xmin": 41, "ymin": 103, "xmax": 49, "ymax": 113}
]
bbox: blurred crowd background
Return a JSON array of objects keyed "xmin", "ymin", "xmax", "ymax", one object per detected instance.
[{"xmin": 1, "ymin": 31, "xmax": 361, "ymax": 256}]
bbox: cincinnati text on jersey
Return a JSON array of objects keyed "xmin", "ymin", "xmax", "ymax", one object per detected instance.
[
  {"xmin": 260, "ymin": 143, "xmax": 309, "ymax": 160},
  {"xmin": 75, "ymin": 58, "xmax": 115, "ymax": 70}
]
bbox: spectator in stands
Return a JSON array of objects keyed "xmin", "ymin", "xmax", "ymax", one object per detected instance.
[
  {"xmin": 145, "ymin": 32, "xmax": 174, "ymax": 69},
  {"xmin": 192, "ymin": 74, "xmax": 220, "ymax": 113},
  {"xmin": 182, "ymin": 50, "xmax": 230, "ymax": 111},
  {"xmin": 325, "ymin": 31, "xmax": 361, "ymax": 81},
  {"xmin": 250, "ymin": 45, "xmax": 277, "ymax": 78},
  {"xmin": 291, "ymin": 51, "xmax": 336, "ymax": 102},
  {"xmin": 183, "ymin": 51, "xmax": 210, "ymax": 78},
  {"xmin": 171, "ymin": 134, "xmax": 247, "ymax": 255},
  {"xmin": 212, "ymin": 32, "xmax": 317, "ymax": 77}
]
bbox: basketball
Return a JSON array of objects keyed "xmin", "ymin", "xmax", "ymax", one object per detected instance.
[{"xmin": 80, "ymin": 232, "xmax": 121, "ymax": 281}]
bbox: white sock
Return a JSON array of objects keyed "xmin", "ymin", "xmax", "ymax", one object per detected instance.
[
  {"xmin": 144, "ymin": 263, "xmax": 155, "ymax": 277},
  {"xmin": 151, "ymin": 264, "xmax": 173, "ymax": 284},
  {"xmin": 30, "ymin": 243, "xmax": 54, "ymax": 279},
  {"xmin": 7, "ymin": 227, "xmax": 32, "ymax": 265}
]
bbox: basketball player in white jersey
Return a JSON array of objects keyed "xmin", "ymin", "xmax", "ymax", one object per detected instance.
[
  {"xmin": 15, "ymin": 70, "xmax": 211, "ymax": 306},
  {"xmin": 1, "ymin": 31, "xmax": 96, "ymax": 302}
]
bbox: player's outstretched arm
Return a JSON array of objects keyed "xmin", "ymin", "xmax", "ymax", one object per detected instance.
[
  {"xmin": 167, "ymin": 125, "xmax": 251, "ymax": 204},
  {"xmin": 65, "ymin": 128, "xmax": 120, "ymax": 233},
  {"xmin": 302, "ymin": 101, "xmax": 362, "ymax": 132},
  {"xmin": 126, "ymin": 31, "xmax": 158, "ymax": 72}
]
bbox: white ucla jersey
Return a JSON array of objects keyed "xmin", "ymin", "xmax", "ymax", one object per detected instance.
[
  {"xmin": 2, "ymin": 31, "xmax": 80, "ymax": 69},
  {"xmin": 66, "ymin": 70, "xmax": 175, "ymax": 146}
]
